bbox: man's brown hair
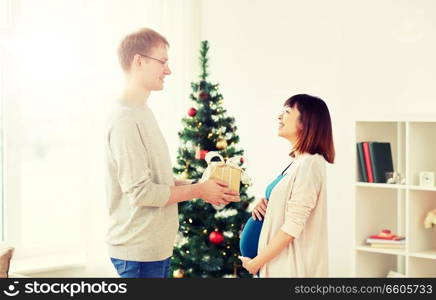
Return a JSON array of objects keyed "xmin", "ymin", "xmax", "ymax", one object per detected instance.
[{"xmin": 118, "ymin": 27, "xmax": 169, "ymax": 72}]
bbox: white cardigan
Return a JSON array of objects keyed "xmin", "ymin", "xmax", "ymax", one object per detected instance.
[{"xmin": 258, "ymin": 153, "xmax": 328, "ymax": 277}]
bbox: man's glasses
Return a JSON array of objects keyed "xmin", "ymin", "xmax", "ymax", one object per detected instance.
[{"xmin": 137, "ymin": 53, "xmax": 168, "ymax": 67}]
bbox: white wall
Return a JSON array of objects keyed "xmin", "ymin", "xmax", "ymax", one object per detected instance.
[{"xmin": 198, "ymin": 0, "xmax": 436, "ymax": 276}]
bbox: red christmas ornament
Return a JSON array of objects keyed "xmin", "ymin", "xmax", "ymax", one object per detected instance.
[
  {"xmin": 240, "ymin": 157, "xmax": 244, "ymax": 164},
  {"xmin": 188, "ymin": 107, "xmax": 197, "ymax": 117},
  {"xmin": 195, "ymin": 147, "xmax": 209, "ymax": 160},
  {"xmin": 209, "ymin": 231, "xmax": 224, "ymax": 245},
  {"xmin": 199, "ymin": 91, "xmax": 209, "ymax": 100}
]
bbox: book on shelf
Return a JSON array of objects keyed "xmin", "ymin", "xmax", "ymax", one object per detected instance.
[
  {"xmin": 369, "ymin": 243, "xmax": 404, "ymax": 249},
  {"xmin": 366, "ymin": 229, "xmax": 405, "ymax": 245},
  {"xmin": 362, "ymin": 142, "xmax": 374, "ymax": 183},
  {"xmin": 369, "ymin": 229, "xmax": 404, "ymax": 241},
  {"xmin": 366, "ymin": 238, "xmax": 405, "ymax": 244},
  {"xmin": 369, "ymin": 142, "xmax": 394, "ymax": 183},
  {"xmin": 356, "ymin": 141, "xmax": 394, "ymax": 183},
  {"xmin": 356, "ymin": 143, "xmax": 368, "ymax": 182}
]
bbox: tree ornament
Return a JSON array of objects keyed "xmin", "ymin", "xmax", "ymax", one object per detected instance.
[
  {"xmin": 195, "ymin": 147, "xmax": 209, "ymax": 160},
  {"xmin": 199, "ymin": 91, "xmax": 209, "ymax": 100},
  {"xmin": 216, "ymin": 139, "xmax": 228, "ymax": 150},
  {"xmin": 188, "ymin": 107, "xmax": 197, "ymax": 117},
  {"xmin": 240, "ymin": 157, "xmax": 244, "ymax": 164},
  {"xmin": 208, "ymin": 132, "xmax": 213, "ymax": 139},
  {"xmin": 173, "ymin": 269, "xmax": 184, "ymax": 278},
  {"xmin": 180, "ymin": 170, "xmax": 189, "ymax": 180},
  {"xmin": 209, "ymin": 230, "xmax": 224, "ymax": 245}
]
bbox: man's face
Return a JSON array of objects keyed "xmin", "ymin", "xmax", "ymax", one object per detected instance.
[{"xmin": 138, "ymin": 45, "xmax": 171, "ymax": 91}]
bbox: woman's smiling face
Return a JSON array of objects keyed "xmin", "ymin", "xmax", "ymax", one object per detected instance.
[{"xmin": 278, "ymin": 105, "xmax": 301, "ymax": 144}]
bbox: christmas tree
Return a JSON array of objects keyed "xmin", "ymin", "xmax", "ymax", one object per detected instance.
[{"xmin": 171, "ymin": 41, "xmax": 255, "ymax": 278}]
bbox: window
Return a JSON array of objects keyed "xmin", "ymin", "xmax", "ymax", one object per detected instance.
[
  {"xmin": 1, "ymin": 0, "xmax": 87, "ymax": 258},
  {"xmin": 0, "ymin": 0, "xmax": 10, "ymax": 30},
  {"xmin": 0, "ymin": 0, "xmax": 11, "ymax": 241},
  {"xmin": 0, "ymin": 51, "xmax": 4, "ymax": 241}
]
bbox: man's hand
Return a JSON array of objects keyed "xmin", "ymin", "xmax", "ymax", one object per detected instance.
[
  {"xmin": 174, "ymin": 179, "xmax": 194, "ymax": 186},
  {"xmin": 197, "ymin": 179, "xmax": 240, "ymax": 206}
]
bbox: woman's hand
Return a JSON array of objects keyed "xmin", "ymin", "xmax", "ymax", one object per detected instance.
[
  {"xmin": 252, "ymin": 197, "xmax": 268, "ymax": 221},
  {"xmin": 239, "ymin": 256, "xmax": 262, "ymax": 275}
]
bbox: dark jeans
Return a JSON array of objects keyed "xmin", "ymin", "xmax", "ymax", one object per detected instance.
[{"xmin": 110, "ymin": 257, "xmax": 171, "ymax": 278}]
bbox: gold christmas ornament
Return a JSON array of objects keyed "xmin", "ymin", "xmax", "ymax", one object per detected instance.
[
  {"xmin": 208, "ymin": 132, "xmax": 213, "ymax": 138},
  {"xmin": 216, "ymin": 139, "xmax": 228, "ymax": 150},
  {"xmin": 180, "ymin": 171, "xmax": 189, "ymax": 180},
  {"xmin": 203, "ymin": 229, "xmax": 208, "ymax": 234},
  {"xmin": 173, "ymin": 269, "xmax": 185, "ymax": 278}
]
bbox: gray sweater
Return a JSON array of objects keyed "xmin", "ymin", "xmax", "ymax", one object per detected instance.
[{"xmin": 105, "ymin": 102, "xmax": 178, "ymax": 261}]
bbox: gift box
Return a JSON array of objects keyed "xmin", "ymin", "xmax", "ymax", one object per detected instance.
[
  {"xmin": 201, "ymin": 152, "xmax": 252, "ymax": 195},
  {"xmin": 210, "ymin": 164, "xmax": 242, "ymax": 193}
]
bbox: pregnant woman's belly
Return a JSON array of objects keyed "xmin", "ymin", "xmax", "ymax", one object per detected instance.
[
  {"xmin": 239, "ymin": 171, "xmax": 288, "ymax": 260},
  {"xmin": 239, "ymin": 217, "xmax": 263, "ymax": 259}
]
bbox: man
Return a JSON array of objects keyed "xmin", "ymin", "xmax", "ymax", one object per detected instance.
[{"xmin": 105, "ymin": 28, "xmax": 239, "ymax": 278}]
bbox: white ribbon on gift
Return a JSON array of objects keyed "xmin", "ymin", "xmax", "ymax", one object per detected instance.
[{"xmin": 201, "ymin": 151, "xmax": 252, "ymax": 186}]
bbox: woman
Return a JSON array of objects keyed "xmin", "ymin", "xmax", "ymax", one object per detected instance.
[{"xmin": 239, "ymin": 94, "xmax": 334, "ymax": 277}]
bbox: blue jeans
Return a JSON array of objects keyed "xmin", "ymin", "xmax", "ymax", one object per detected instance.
[{"xmin": 110, "ymin": 257, "xmax": 171, "ymax": 278}]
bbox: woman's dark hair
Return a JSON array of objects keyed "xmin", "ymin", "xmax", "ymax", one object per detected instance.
[{"xmin": 284, "ymin": 94, "xmax": 335, "ymax": 163}]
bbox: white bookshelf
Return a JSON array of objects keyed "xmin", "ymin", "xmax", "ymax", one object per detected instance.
[{"xmin": 354, "ymin": 121, "xmax": 436, "ymax": 277}]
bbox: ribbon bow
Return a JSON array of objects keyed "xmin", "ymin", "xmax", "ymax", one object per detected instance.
[{"xmin": 203, "ymin": 151, "xmax": 252, "ymax": 186}]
